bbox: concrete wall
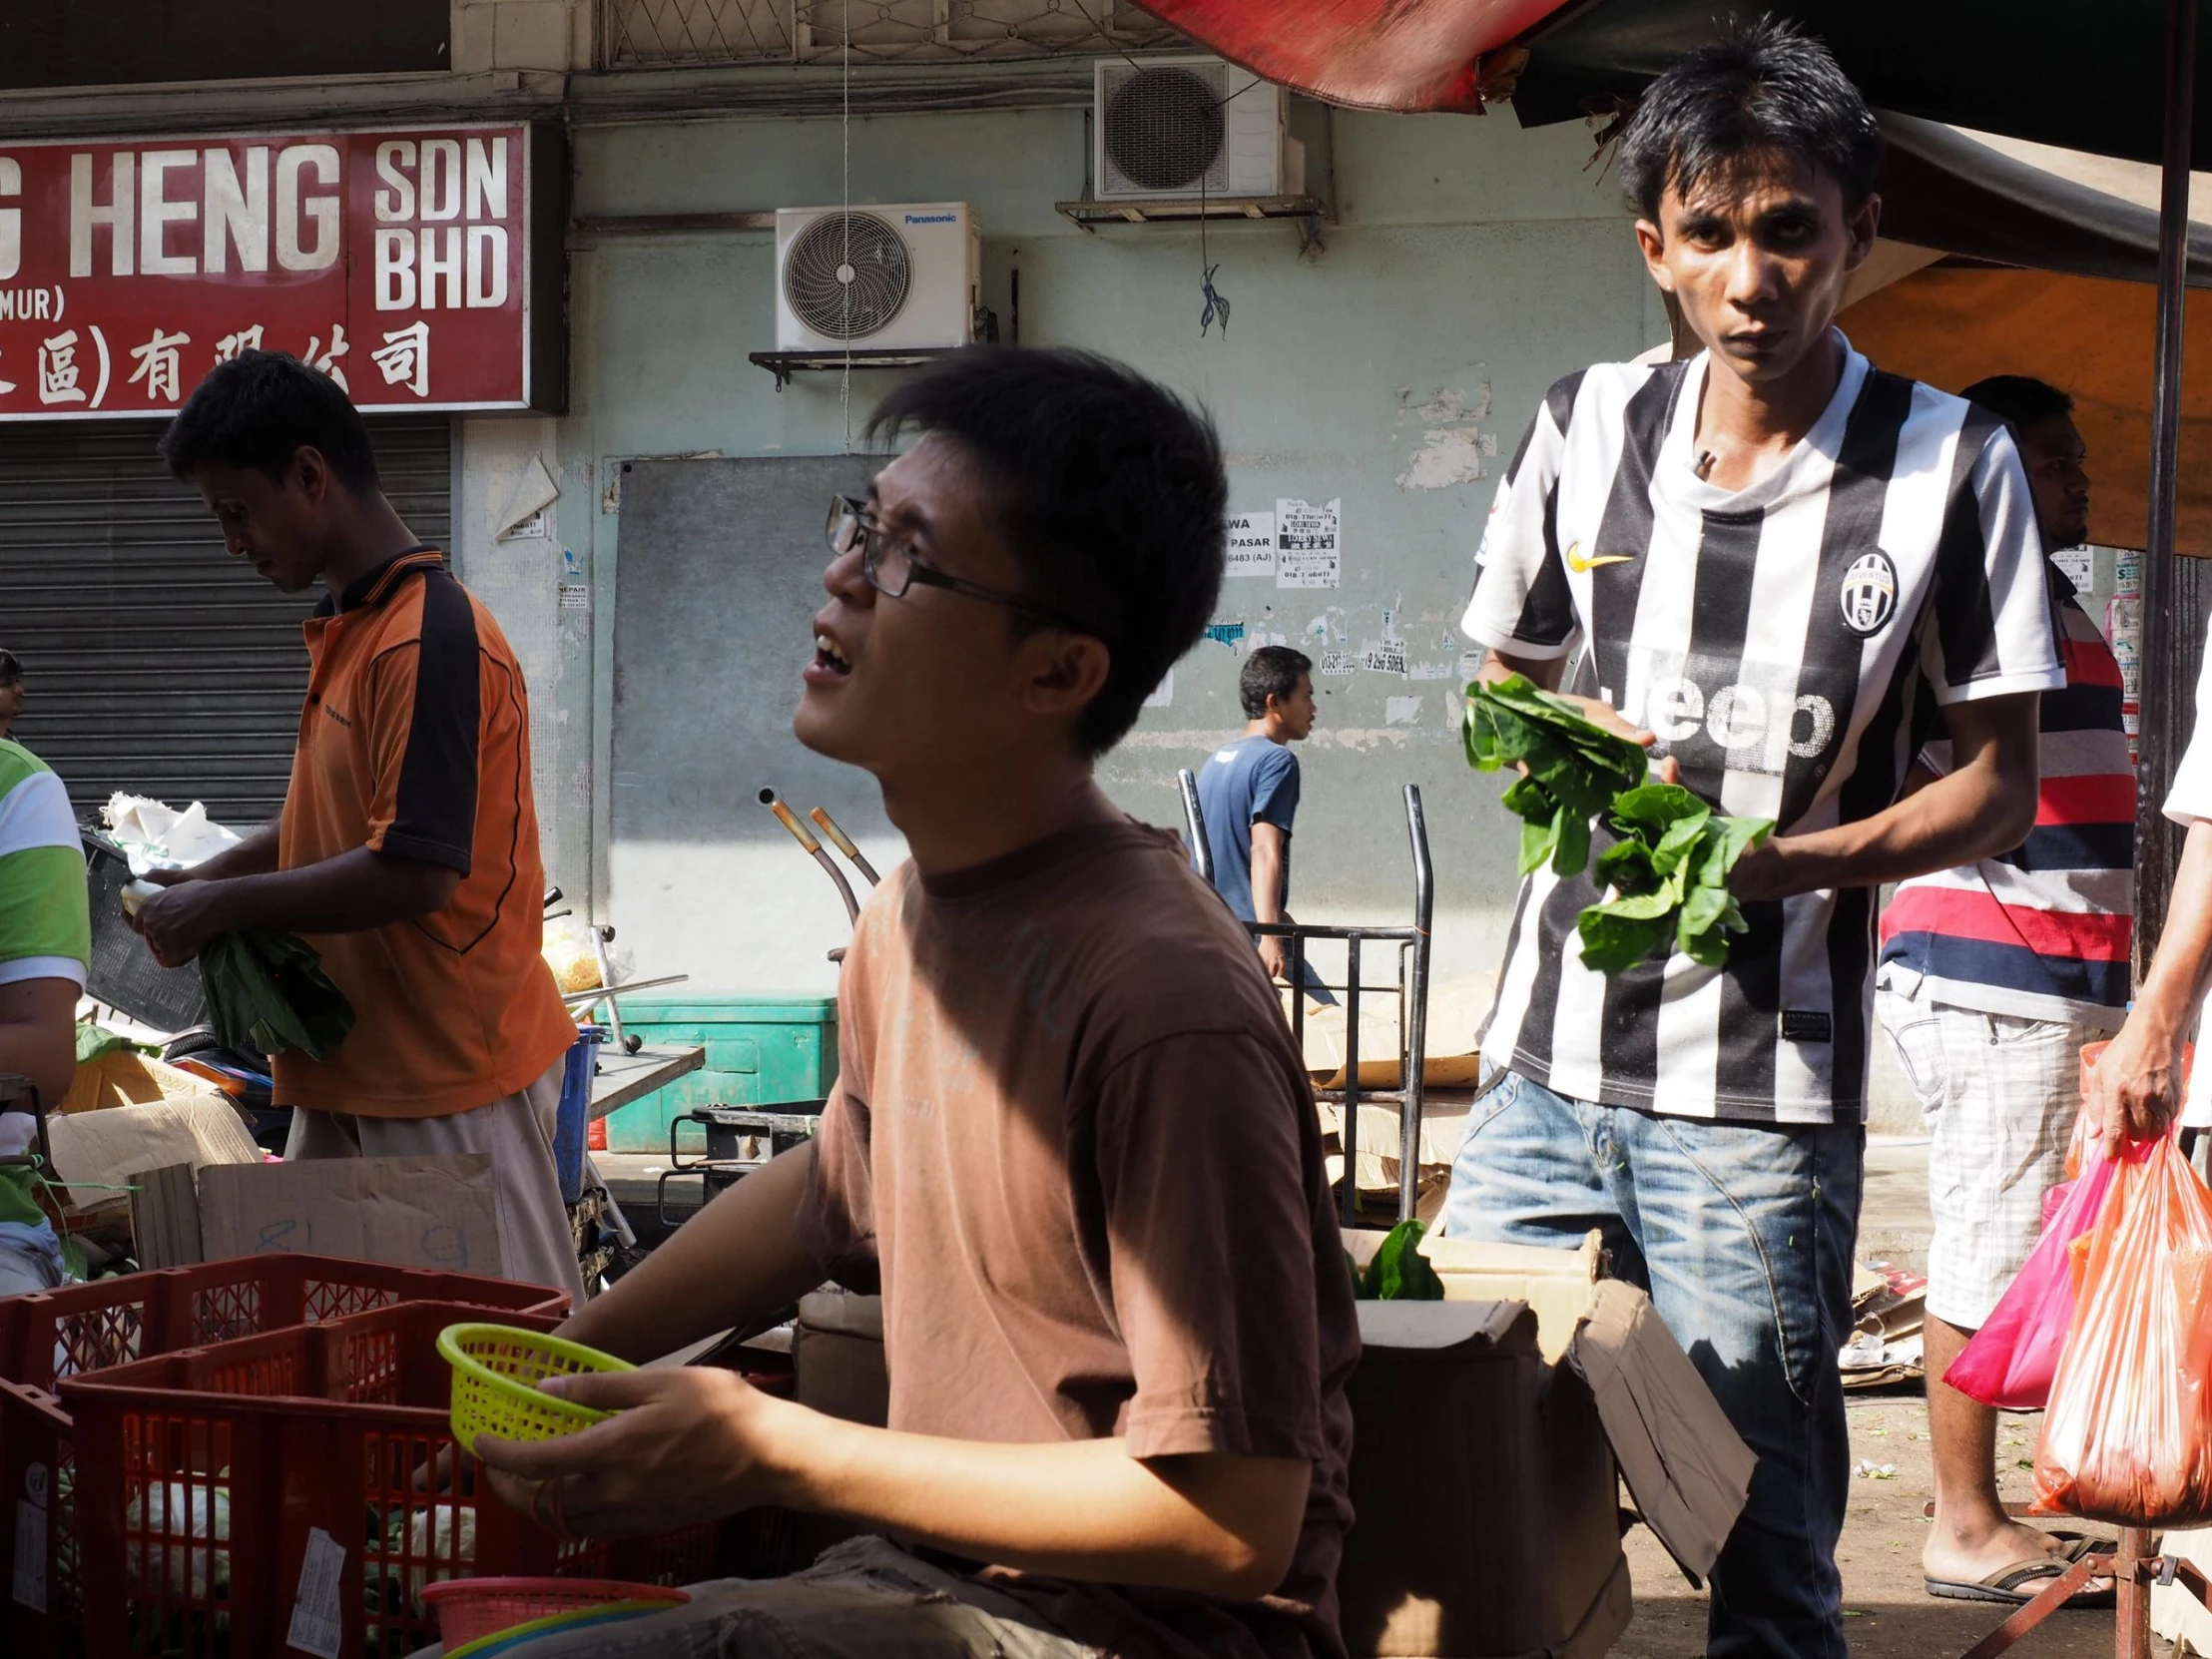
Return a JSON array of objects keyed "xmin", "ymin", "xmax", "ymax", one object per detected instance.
[{"xmin": 466, "ymin": 94, "xmax": 1666, "ymax": 998}]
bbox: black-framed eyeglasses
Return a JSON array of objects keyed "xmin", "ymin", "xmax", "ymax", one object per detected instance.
[{"xmin": 826, "ymin": 495, "xmax": 1074, "ymax": 629}]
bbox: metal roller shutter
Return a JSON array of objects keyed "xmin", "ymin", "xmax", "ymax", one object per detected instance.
[{"xmin": 0, "ymin": 416, "xmax": 451, "ymax": 829}]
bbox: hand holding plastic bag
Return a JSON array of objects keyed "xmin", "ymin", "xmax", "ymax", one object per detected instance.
[
  {"xmin": 1946, "ymin": 1113, "xmax": 2118, "ymax": 1411},
  {"xmin": 2032, "ymin": 1133, "xmax": 2212, "ymax": 1525}
]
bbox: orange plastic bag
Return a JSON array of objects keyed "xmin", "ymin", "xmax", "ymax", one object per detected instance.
[{"xmin": 2032, "ymin": 1133, "xmax": 2212, "ymax": 1525}]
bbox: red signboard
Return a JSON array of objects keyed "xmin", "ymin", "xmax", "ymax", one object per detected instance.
[{"xmin": 0, "ymin": 124, "xmax": 546, "ymax": 420}]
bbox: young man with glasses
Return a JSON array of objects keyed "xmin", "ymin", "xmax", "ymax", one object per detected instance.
[{"xmin": 473, "ymin": 348, "xmax": 1358, "ymax": 1659}]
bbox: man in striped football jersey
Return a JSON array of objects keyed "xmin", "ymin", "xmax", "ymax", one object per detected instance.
[
  {"xmin": 1876, "ymin": 376, "xmax": 2128, "ymax": 1607},
  {"xmin": 1438, "ymin": 23, "xmax": 2060, "ymax": 1658}
]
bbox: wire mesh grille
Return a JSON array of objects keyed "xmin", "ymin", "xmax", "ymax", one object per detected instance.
[
  {"xmin": 1099, "ymin": 60, "xmax": 1226, "ymax": 192},
  {"xmin": 602, "ymin": 0, "xmax": 794, "ymax": 65},
  {"xmin": 784, "ymin": 212, "xmax": 913, "ymax": 339},
  {"xmin": 601, "ymin": 0, "xmax": 1180, "ymax": 67}
]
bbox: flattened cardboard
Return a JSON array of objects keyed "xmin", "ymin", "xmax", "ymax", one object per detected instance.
[
  {"xmin": 130, "ymin": 1162, "xmax": 206, "ymax": 1268},
  {"xmin": 45, "ymin": 1096, "xmax": 261, "ymax": 1211},
  {"xmin": 1566, "ymin": 1279, "xmax": 1755, "ymax": 1584},
  {"xmin": 198, "ymin": 1155, "xmax": 504, "ymax": 1277}
]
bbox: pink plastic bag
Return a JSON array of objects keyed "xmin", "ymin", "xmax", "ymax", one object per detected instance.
[{"xmin": 1944, "ymin": 1113, "xmax": 2116, "ymax": 1411}]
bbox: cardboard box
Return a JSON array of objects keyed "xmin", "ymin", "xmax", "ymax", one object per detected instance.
[
  {"xmin": 794, "ymin": 1287, "xmax": 890, "ymax": 1427},
  {"xmin": 56, "ymin": 1049, "xmax": 218, "ymax": 1115},
  {"xmin": 1338, "ymin": 1231, "xmax": 1754, "ymax": 1659},
  {"xmin": 44, "ymin": 1096, "xmax": 262, "ymax": 1213},
  {"xmin": 124, "ymin": 1154, "xmax": 507, "ymax": 1277}
]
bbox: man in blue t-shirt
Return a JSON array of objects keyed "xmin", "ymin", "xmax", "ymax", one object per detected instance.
[{"xmin": 1199, "ymin": 646, "xmax": 1332, "ymax": 1001}]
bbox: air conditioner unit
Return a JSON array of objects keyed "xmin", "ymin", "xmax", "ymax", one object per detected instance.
[
  {"xmin": 774, "ymin": 203, "xmax": 982, "ymax": 352},
  {"xmin": 1094, "ymin": 56, "xmax": 1303, "ymax": 202}
]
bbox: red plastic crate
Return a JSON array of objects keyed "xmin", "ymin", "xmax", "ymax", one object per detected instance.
[
  {"xmin": 1, "ymin": 1258, "xmax": 571, "ymax": 1659},
  {"xmin": 58, "ymin": 1300, "xmax": 775, "ymax": 1658}
]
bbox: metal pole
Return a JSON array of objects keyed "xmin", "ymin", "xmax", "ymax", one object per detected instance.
[
  {"xmin": 2135, "ymin": 0, "xmax": 2198, "ymax": 979},
  {"xmin": 1399, "ymin": 785, "xmax": 1434, "ymax": 1224},
  {"xmin": 2118, "ymin": 1527, "xmax": 2155, "ymax": 1659},
  {"xmin": 1342, "ymin": 933, "xmax": 1362, "ymax": 1227},
  {"xmin": 1177, "ymin": 769, "xmax": 1214, "ymax": 883}
]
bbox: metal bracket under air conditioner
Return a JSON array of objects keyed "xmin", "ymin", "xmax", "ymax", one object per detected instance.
[{"xmin": 1054, "ymin": 195, "xmax": 1330, "ymax": 257}]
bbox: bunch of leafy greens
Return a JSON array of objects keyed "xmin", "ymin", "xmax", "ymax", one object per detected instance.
[
  {"xmin": 1578, "ymin": 785, "xmax": 1773, "ymax": 975},
  {"xmin": 200, "ymin": 931, "xmax": 355, "ymax": 1061},
  {"xmin": 1464, "ymin": 675, "xmax": 1650, "ymax": 877},
  {"xmin": 1348, "ymin": 1219, "xmax": 1445, "ymax": 1301},
  {"xmin": 1463, "ymin": 678, "xmax": 1774, "ymax": 976}
]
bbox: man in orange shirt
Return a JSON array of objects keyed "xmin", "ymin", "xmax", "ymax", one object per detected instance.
[{"xmin": 132, "ymin": 351, "xmax": 581, "ymax": 1303}]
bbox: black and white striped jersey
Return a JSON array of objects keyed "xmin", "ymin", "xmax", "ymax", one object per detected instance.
[{"xmin": 1461, "ymin": 340, "xmax": 2064, "ymax": 1124}]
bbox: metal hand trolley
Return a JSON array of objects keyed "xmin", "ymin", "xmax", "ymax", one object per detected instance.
[{"xmin": 1179, "ymin": 775, "xmax": 1435, "ymax": 1225}]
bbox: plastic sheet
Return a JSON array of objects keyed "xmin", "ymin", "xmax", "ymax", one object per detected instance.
[
  {"xmin": 1947, "ymin": 1116, "xmax": 2117, "ymax": 1410},
  {"xmin": 2032, "ymin": 1133, "xmax": 2212, "ymax": 1525}
]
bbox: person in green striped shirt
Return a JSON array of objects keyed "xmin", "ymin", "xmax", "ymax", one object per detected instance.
[{"xmin": 0, "ymin": 736, "xmax": 90, "ymax": 1296}]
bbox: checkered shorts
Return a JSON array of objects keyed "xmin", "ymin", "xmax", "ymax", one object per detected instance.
[{"xmin": 1876, "ymin": 983, "xmax": 2099, "ymax": 1329}]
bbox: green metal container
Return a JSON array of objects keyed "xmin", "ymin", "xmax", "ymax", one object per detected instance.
[{"xmin": 602, "ymin": 993, "xmax": 839, "ymax": 1153}]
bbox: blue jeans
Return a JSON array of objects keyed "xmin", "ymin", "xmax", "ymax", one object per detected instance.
[{"xmin": 1438, "ymin": 1071, "xmax": 1864, "ymax": 1659}]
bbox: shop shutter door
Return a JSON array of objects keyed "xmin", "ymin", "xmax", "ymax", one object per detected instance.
[{"xmin": 0, "ymin": 416, "xmax": 451, "ymax": 829}]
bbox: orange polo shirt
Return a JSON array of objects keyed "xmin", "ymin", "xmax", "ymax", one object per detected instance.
[{"xmin": 273, "ymin": 547, "xmax": 576, "ymax": 1118}]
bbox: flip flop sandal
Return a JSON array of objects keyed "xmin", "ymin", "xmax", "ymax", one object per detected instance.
[
  {"xmin": 2041, "ymin": 1529, "xmax": 2124, "ymax": 1557},
  {"xmin": 1926, "ymin": 1545, "xmax": 2118, "ymax": 1609}
]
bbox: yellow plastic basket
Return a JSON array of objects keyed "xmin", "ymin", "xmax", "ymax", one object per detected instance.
[{"xmin": 437, "ymin": 1322, "xmax": 636, "ymax": 1446}]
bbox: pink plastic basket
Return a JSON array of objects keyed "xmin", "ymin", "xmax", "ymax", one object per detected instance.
[{"xmin": 420, "ymin": 1576, "xmax": 690, "ymax": 1646}]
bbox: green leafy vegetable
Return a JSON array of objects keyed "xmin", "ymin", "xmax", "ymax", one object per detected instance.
[
  {"xmin": 1465, "ymin": 676, "xmax": 1650, "ymax": 877},
  {"xmin": 199, "ymin": 930, "xmax": 355, "ymax": 1061},
  {"xmin": 75, "ymin": 1022, "xmax": 156, "ymax": 1065},
  {"xmin": 1358, "ymin": 1219, "xmax": 1445, "ymax": 1302},
  {"xmin": 1463, "ymin": 677, "xmax": 1773, "ymax": 975},
  {"xmin": 1576, "ymin": 785, "xmax": 1771, "ymax": 975}
]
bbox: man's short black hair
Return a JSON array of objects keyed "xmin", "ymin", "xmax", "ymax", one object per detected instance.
[
  {"xmin": 1960, "ymin": 374, "xmax": 2075, "ymax": 437},
  {"xmin": 157, "ymin": 349, "xmax": 380, "ymax": 493},
  {"xmin": 866, "ymin": 348, "xmax": 1227, "ymax": 757},
  {"xmin": 0, "ymin": 649, "xmax": 18, "ymax": 686},
  {"xmin": 1241, "ymin": 646, "xmax": 1313, "ymax": 720},
  {"xmin": 1618, "ymin": 17, "xmax": 1884, "ymax": 225}
]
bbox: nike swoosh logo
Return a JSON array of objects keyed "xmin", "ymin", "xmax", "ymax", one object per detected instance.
[{"xmin": 1564, "ymin": 542, "xmax": 1634, "ymax": 574}]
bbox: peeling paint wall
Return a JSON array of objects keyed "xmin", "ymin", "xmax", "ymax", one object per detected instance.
[{"xmin": 506, "ymin": 96, "xmax": 1669, "ymax": 994}]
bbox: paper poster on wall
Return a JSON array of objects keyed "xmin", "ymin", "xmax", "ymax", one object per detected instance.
[
  {"xmin": 1385, "ymin": 697, "xmax": 1424, "ymax": 727},
  {"xmin": 1227, "ymin": 512, "xmax": 1277, "ymax": 576},
  {"xmin": 2051, "ymin": 548, "xmax": 2094, "ymax": 588},
  {"xmin": 1361, "ymin": 642, "xmax": 1408, "ymax": 676},
  {"xmin": 1143, "ymin": 671, "xmax": 1175, "ymax": 709},
  {"xmin": 1276, "ymin": 498, "xmax": 1342, "ymax": 589},
  {"xmin": 1318, "ymin": 652, "xmax": 1357, "ymax": 676}
]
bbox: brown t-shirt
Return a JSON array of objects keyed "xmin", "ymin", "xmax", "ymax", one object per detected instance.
[{"xmin": 798, "ymin": 820, "xmax": 1359, "ymax": 1659}]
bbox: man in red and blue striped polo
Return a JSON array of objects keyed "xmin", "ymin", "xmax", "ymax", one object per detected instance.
[{"xmin": 1877, "ymin": 375, "xmax": 2131, "ymax": 1608}]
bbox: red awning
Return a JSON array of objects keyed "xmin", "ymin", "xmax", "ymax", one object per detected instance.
[{"xmin": 1136, "ymin": 0, "xmax": 1566, "ymax": 112}]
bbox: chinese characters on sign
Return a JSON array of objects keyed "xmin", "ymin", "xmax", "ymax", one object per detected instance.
[{"xmin": 0, "ymin": 126, "xmax": 534, "ymax": 419}]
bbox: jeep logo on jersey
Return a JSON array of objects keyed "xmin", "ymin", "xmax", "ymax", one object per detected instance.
[
  {"xmin": 1839, "ymin": 551, "xmax": 1899, "ymax": 636},
  {"xmin": 1617, "ymin": 651, "xmax": 1841, "ymax": 779}
]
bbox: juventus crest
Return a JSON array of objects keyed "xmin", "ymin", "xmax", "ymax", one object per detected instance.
[{"xmin": 1839, "ymin": 551, "xmax": 1899, "ymax": 637}]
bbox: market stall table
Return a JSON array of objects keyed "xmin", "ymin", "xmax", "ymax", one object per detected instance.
[{"xmin": 588, "ymin": 1044, "xmax": 706, "ymax": 1123}]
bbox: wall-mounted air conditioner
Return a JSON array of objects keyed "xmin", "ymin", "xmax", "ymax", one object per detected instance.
[
  {"xmin": 1093, "ymin": 56, "xmax": 1303, "ymax": 202},
  {"xmin": 774, "ymin": 203, "xmax": 982, "ymax": 352}
]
